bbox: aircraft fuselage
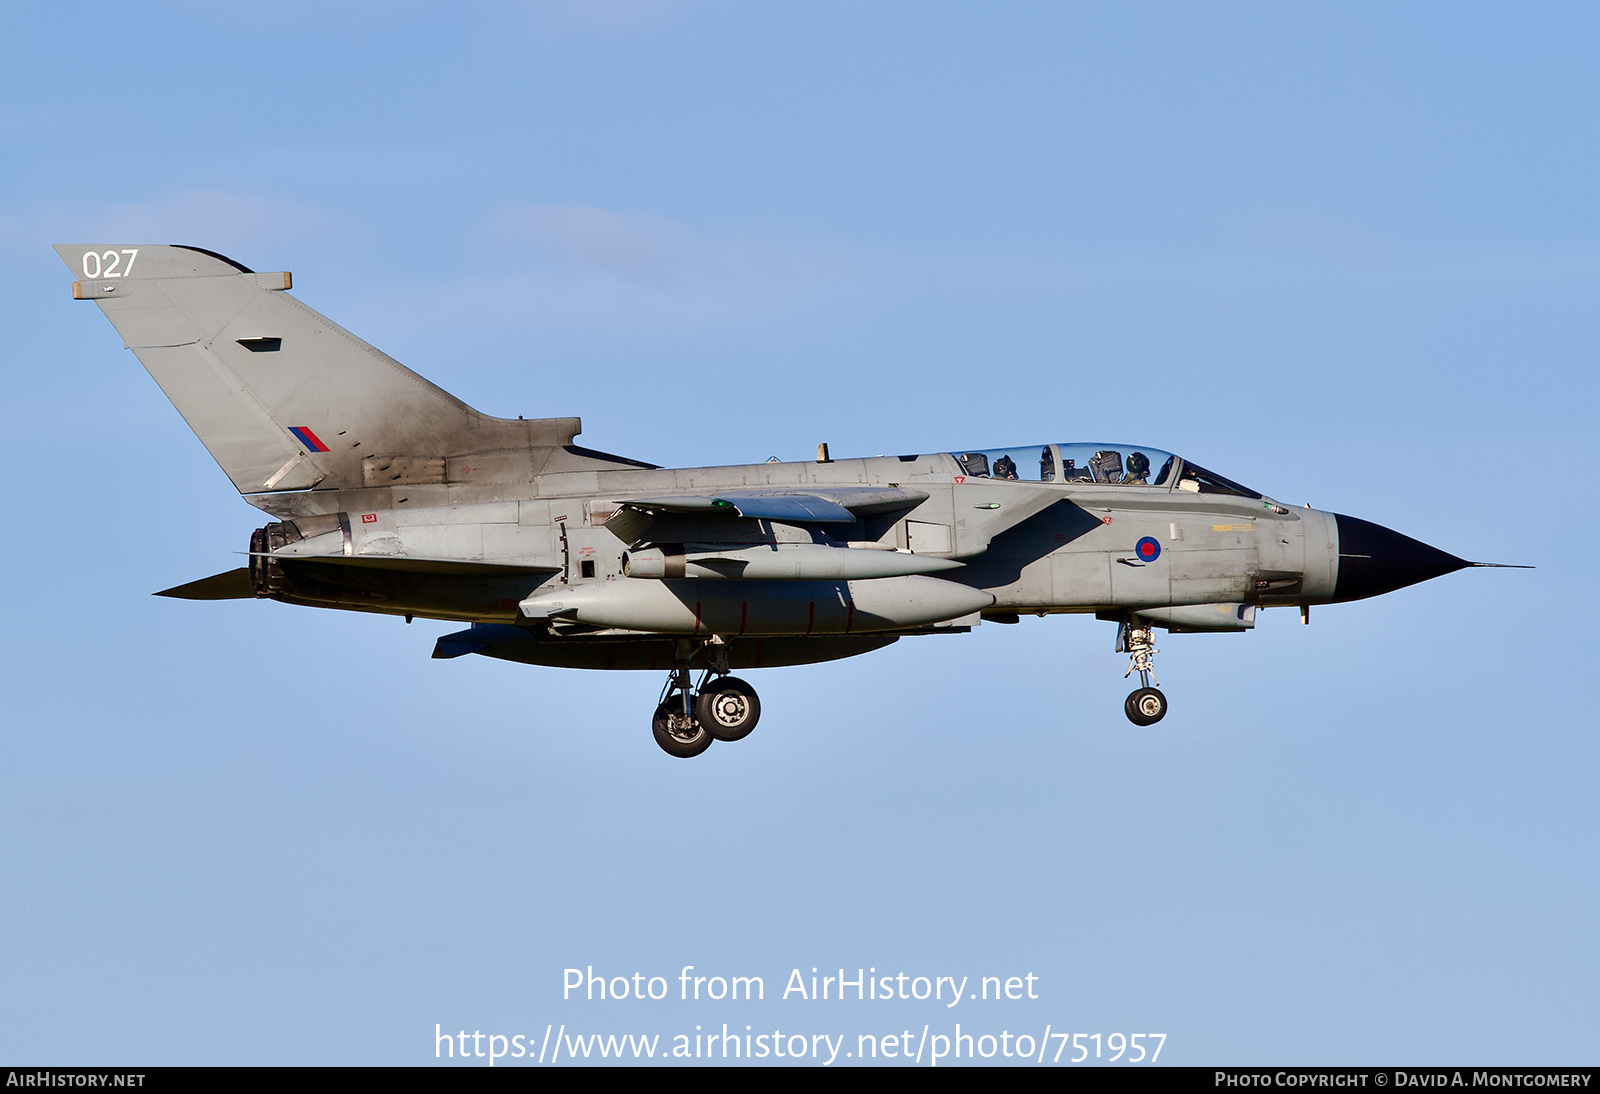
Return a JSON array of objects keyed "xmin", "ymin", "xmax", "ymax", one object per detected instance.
[{"xmin": 245, "ymin": 450, "xmax": 1413, "ymax": 650}]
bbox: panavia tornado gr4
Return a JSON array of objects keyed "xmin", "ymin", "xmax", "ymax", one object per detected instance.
[{"xmin": 58, "ymin": 244, "xmax": 1519, "ymax": 757}]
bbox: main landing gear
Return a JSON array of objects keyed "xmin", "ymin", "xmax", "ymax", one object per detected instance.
[
  {"xmin": 651, "ymin": 638, "xmax": 762, "ymax": 758},
  {"xmin": 1118, "ymin": 620, "xmax": 1168, "ymax": 726}
]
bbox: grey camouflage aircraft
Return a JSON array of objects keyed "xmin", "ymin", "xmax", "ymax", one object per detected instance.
[{"xmin": 58, "ymin": 244, "xmax": 1518, "ymax": 757}]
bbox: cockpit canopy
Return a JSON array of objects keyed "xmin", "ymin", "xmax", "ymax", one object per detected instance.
[{"xmin": 950, "ymin": 443, "xmax": 1262, "ymax": 499}]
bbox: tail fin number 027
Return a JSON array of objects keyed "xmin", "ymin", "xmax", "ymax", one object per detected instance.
[{"xmin": 81, "ymin": 249, "xmax": 138, "ymax": 279}]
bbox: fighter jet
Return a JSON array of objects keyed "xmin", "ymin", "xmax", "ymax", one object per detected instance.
[{"xmin": 57, "ymin": 244, "xmax": 1520, "ymax": 757}]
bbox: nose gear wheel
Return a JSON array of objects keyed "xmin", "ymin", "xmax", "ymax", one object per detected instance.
[
  {"xmin": 1125, "ymin": 686, "xmax": 1168, "ymax": 726},
  {"xmin": 1117, "ymin": 620, "xmax": 1171, "ymax": 726}
]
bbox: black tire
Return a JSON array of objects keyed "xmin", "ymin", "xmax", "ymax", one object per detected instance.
[
  {"xmin": 695, "ymin": 677, "xmax": 761, "ymax": 742},
  {"xmin": 1125, "ymin": 687, "xmax": 1168, "ymax": 726},
  {"xmin": 652, "ymin": 694, "xmax": 713, "ymax": 758}
]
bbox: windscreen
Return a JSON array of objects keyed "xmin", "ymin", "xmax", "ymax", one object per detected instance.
[{"xmin": 1173, "ymin": 461, "xmax": 1261, "ymax": 499}]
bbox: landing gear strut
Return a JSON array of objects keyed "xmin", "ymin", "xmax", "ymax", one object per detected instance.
[
  {"xmin": 650, "ymin": 637, "xmax": 762, "ymax": 757},
  {"xmin": 1118, "ymin": 620, "xmax": 1168, "ymax": 726}
]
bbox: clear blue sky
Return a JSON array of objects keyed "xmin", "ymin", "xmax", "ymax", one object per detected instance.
[{"xmin": 2, "ymin": 1, "xmax": 1595, "ymax": 1065}]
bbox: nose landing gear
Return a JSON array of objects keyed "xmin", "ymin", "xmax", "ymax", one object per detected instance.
[
  {"xmin": 650, "ymin": 638, "xmax": 762, "ymax": 757},
  {"xmin": 1118, "ymin": 620, "xmax": 1168, "ymax": 726}
]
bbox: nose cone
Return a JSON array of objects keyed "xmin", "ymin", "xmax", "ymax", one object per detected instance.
[{"xmin": 1332, "ymin": 514, "xmax": 1471, "ymax": 602}]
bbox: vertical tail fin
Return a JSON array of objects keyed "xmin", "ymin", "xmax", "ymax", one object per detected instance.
[{"xmin": 57, "ymin": 244, "xmax": 583, "ymax": 495}]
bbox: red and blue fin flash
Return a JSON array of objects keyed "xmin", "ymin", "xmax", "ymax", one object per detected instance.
[{"xmin": 288, "ymin": 426, "xmax": 330, "ymax": 453}]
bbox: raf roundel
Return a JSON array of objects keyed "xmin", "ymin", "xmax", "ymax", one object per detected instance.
[{"xmin": 1135, "ymin": 536, "xmax": 1162, "ymax": 562}]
